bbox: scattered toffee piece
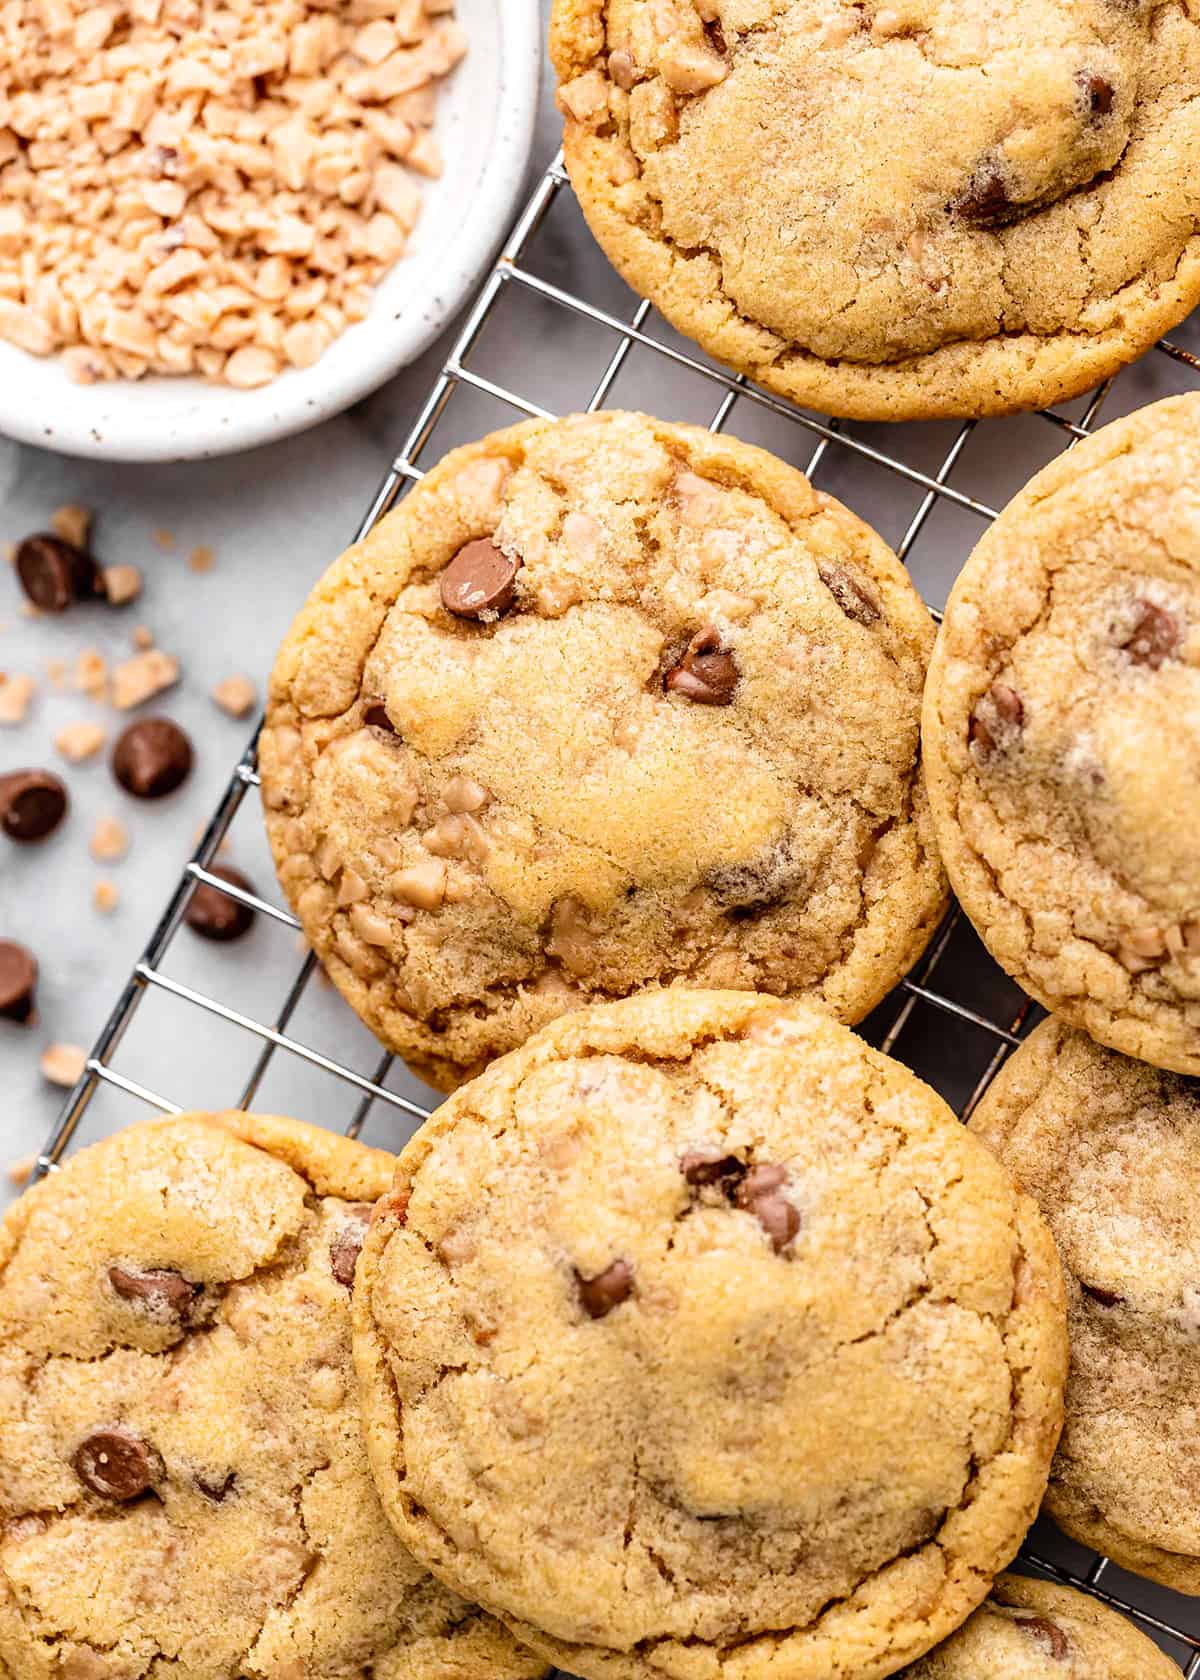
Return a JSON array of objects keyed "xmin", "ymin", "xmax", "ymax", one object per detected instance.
[
  {"xmin": 818, "ymin": 563, "xmax": 880, "ymax": 626},
  {"xmin": 16, "ymin": 533, "xmax": 103, "ymax": 613},
  {"xmin": 362, "ymin": 700, "xmax": 396, "ymax": 733},
  {"xmin": 329, "ymin": 1206, "xmax": 374, "ymax": 1290},
  {"xmin": 1014, "ymin": 1616, "xmax": 1069, "ymax": 1661},
  {"xmin": 440, "ymin": 539, "xmax": 519, "ymax": 620},
  {"xmin": 73, "ymin": 1426, "xmax": 160, "ymax": 1502},
  {"xmin": 0, "ymin": 769, "xmax": 68, "ymax": 842},
  {"xmin": 108, "ymin": 1264, "xmax": 201, "ymax": 1321},
  {"xmin": 1120, "ymin": 600, "xmax": 1179, "ymax": 669},
  {"xmin": 0, "ymin": 940, "xmax": 37, "ymax": 1022},
  {"xmin": 196, "ymin": 1469, "xmax": 236, "ymax": 1502},
  {"xmin": 1081, "ymin": 1281, "xmax": 1124, "ymax": 1308},
  {"xmin": 185, "ymin": 864, "xmax": 256, "ymax": 942},
  {"xmin": 680, "ymin": 1148, "xmax": 746, "ymax": 1189},
  {"xmin": 664, "ymin": 626, "xmax": 738, "ymax": 705},
  {"xmin": 968, "ymin": 682, "xmax": 1024, "ymax": 761},
  {"xmin": 1082, "ymin": 73, "xmax": 1115, "ymax": 116},
  {"xmin": 112, "ymin": 716, "xmax": 193, "ymax": 798},
  {"xmin": 576, "ymin": 1258, "xmax": 634, "ymax": 1319}
]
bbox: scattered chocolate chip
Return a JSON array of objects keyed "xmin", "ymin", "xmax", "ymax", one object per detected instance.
[
  {"xmin": 735, "ymin": 1165, "xmax": 799, "ymax": 1252},
  {"xmin": 735, "ymin": 1164, "xmax": 787, "ymax": 1202},
  {"xmin": 576, "ymin": 1258, "xmax": 634, "ymax": 1319},
  {"xmin": 184, "ymin": 865, "xmax": 256, "ymax": 942},
  {"xmin": 1081, "ymin": 73, "xmax": 1115, "ymax": 116},
  {"xmin": 196, "ymin": 1469, "xmax": 236, "ymax": 1502},
  {"xmin": 705, "ymin": 18, "xmax": 728, "ymax": 54},
  {"xmin": 1015, "ymin": 1616, "xmax": 1069, "ymax": 1661},
  {"xmin": 953, "ymin": 164, "xmax": 1023, "ymax": 228},
  {"xmin": 73, "ymin": 1427, "xmax": 160, "ymax": 1502},
  {"xmin": 818, "ymin": 563, "xmax": 880, "ymax": 626},
  {"xmin": 329, "ymin": 1206, "xmax": 373, "ymax": 1290},
  {"xmin": 0, "ymin": 769, "xmax": 68, "ymax": 843},
  {"xmin": 664, "ymin": 626, "xmax": 738, "ymax": 705},
  {"xmin": 680, "ymin": 1148, "xmax": 746, "ymax": 1189},
  {"xmin": 111, "ymin": 716, "xmax": 193, "ymax": 798},
  {"xmin": 362, "ymin": 700, "xmax": 396, "ymax": 733},
  {"xmin": 1081, "ymin": 1281, "xmax": 1124, "ymax": 1307},
  {"xmin": 108, "ymin": 1264, "xmax": 200, "ymax": 1321},
  {"xmin": 0, "ymin": 940, "xmax": 37, "ymax": 1023},
  {"xmin": 440, "ymin": 538, "xmax": 519, "ymax": 620},
  {"xmin": 1119, "ymin": 600, "xmax": 1179, "ymax": 669},
  {"xmin": 968, "ymin": 682, "xmax": 1024, "ymax": 762},
  {"xmin": 15, "ymin": 533, "xmax": 103, "ymax": 613}
]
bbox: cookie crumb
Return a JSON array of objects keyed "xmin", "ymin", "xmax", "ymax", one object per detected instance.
[
  {"xmin": 19, "ymin": 603, "xmax": 40, "ymax": 620},
  {"xmin": 54, "ymin": 721, "xmax": 106, "ymax": 764},
  {"xmin": 40, "ymin": 1042, "xmax": 87, "ymax": 1087},
  {"xmin": 6, "ymin": 1153, "xmax": 36, "ymax": 1187},
  {"xmin": 90, "ymin": 815, "xmax": 129, "ymax": 863},
  {"xmin": 50, "ymin": 505, "xmax": 93, "ymax": 549},
  {"xmin": 152, "ymin": 528, "xmax": 176, "ymax": 552},
  {"xmin": 211, "ymin": 674, "xmax": 256, "ymax": 718},
  {"xmin": 2, "ymin": 543, "xmax": 15, "ymax": 566},
  {"xmin": 188, "ymin": 545, "xmax": 216, "ymax": 574},
  {"xmin": 112, "ymin": 649, "xmax": 179, "ymax": 710},
  {"xmin": 74, "ymin": 648, "xmax": 108, "ymax": 700},
  {"xmin": 45, "ymin": 659, "xmax": 66, "ymax": 689},
  {"xmin": 93, "ymin": 879, "xmax": 119, "ymax": 915},
  {"xmin": 103, "ymin": 564, "xmax": 143, "ymax": 607},
  {"xmin": 132, "ymin": 625, "xmax": 154, "ymax": 651},
  {"xmin": 0, "ymin": 673, "xmax": 35, "ymax": 725}
]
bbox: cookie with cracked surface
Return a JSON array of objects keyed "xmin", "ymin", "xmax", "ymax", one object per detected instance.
[
  {"xmin": 971, "ymin": 1016, "xmax": 1200, "ymax": 1594},
  {"xmin": 550, "ymin": 0, "xmax": 1200, "ymax": 422},
  {"xmin": 900, "ymin": 1571, "xmax": 1180, "ymax": 1676},
  {"xmin": 923, "ymin": 393, "xmax": 1200, "ymax": 1074},
  {"xmin": 261, "ymin": 410, "xmax": 945, "ymax": 1092},
  {"xmin": 0, "ymin": 1114, "xmax": 545, "ymax": 1680},
  {"xmin": 353, "ymin": 989, "xmax": 1068, "ymax": 1680}
]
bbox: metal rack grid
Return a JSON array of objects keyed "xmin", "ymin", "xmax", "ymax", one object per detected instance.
[{"xmin": 35, "ymin": 149, "xmax": 1200, "ymax": 1673}]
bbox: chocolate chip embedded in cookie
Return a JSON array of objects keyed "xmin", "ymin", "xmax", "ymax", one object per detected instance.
[
  {"xmin": 550, "ymin": 0, "xmax": 1200, "ymax": 421},
  {"xmin": 923, "ymin": 393, "xmax": 1200, "ymax": 1075},
  {"xmin": 260, "ymin": 411, "xmax": 946, "ymax": 1091},
  {"xmin": 902, "ymin": 1572, "xmax": 1179, "ymax": 1677},
  {"xmin": 971, "ymin": 1017, "xmax": 1200, "ymax": 1594},
  {"xmin": 353, "ymin": 990, "xmax": 1067, "ymax": 1680},
  {"xmin": 0, "ymin": 1115, "xmax": 547, "ymax": 1680}
]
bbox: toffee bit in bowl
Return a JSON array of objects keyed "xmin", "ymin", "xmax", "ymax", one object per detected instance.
[{"xmin": 0, "ymin": 0, "xmax": 468, "ymax": 387}]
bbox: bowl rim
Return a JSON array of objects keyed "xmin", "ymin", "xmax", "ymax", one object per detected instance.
[{"xmin": 0, "ymin": 0, "xmax": 543, "ymax": 464}]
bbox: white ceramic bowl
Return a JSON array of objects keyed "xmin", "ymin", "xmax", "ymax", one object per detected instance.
[{"xmin": 0, "ymin": 0, "xmax": 541, "ymax": 462}]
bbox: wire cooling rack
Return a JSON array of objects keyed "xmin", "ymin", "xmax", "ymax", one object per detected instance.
[{"xmin": 34, "ymin": 149, "xmax": 1200, "ymax": 1672}]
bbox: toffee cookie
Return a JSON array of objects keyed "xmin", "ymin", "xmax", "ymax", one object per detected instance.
[
  {"xmin": 261, "ymin": 410, "xmax": 945, "ymax": 1091},
  {"xmin": 923, "ymin": 394, "xmax": 1200, "ymax": 1074},
  {"xmin": 354, "ymin": 990, "xmax": 1068, "ymax": 1680},
  {"xmin": 550, "ymin": 0, "xmax": 1200, "ymax": 422},
  {"xmin": 971, "ymin": 1017, "xmax": 1200, "ymax": 1593},
  {"xmin": 901, "ymin": 1572, "xmax": 1179, "ymax": 1677},
  {"xmin": 0, "ymin": 1115, "xmax": 544, "ymax": 1680}
]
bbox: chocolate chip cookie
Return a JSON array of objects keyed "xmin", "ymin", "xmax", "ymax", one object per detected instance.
[
  {"xmin": 0, "ymin": 1115, "xmax": 544, "ymax": 1680},
  {"xmin": 551, "ymin": 0, "xmax": 1200, "ymax": 421},
  {"xmin": 353, "ymin": 988, "xmax": 1068, "ymax": 1680},
  {"xmin": 261, "ymin": 410, "xmax": 946, "ymax": 1090},
  {"xmin": 902, "ymin": 1572, "xmax": 1180, "ymax": 1676},
  {"xmin": 971, "ymin": 1016, "xmax": 1200, "ymax": 1593},
  {"xmin": 923, "ymin": 393, "xmax": 1200, "ymax": 1073}
]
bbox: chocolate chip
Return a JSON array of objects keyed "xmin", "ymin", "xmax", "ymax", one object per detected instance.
[
  {"xmin": 0, "ymin": 769, "xmax": 68, "ymax": 843},
  {"xmin": 1120, "ymin": 600, "xmax": 1179, "ymax": 669},
  {"xmin": 735, "ymin": 1165, "xmax": 799, "ymax": 1252},
  {"xmin": 680, "ymin": 1148, "xmax": 746, "ymax": 1189},
  {"xmin": 664, "ymin": 626, "xmax": 738, "ymax": 705},
  {"xmin": 196, "ymin": 1469, "xmax": 236, "ymax": 1502},
  {"xmin": 576, "ymin": 1259, "xmax": 634, "ymax": 1319},
  {"xmin": 1015, "ymin": 1616, "xmax": 1069, "ymax": 1661},
  {"xmin": 73, "ymin": 1427, "xmax": 160, "ymax": 1501},
  {"xmin": 108, "ymin": 1264, "xmax": 200, "ymax": 1321},
  {"xmin": 1081, "ymin": 73, "xmax": 1115, "ymax": 116},
  {"xmin": 968, "ymin": 682, "xmax": 1024, "ymax": 762},
  {"xmin": 184, "ymin": 865, "xmax": 256, "ymax": 942},
  {"xmin": 16, "ymin": 534, "xmax": 102, "ymax": 613},
  {"xmin": 0, "ymin": 940, "xmax": 37, "ymax": 1023},
  {"xmin": 329, "ymin": 1205, "xmax": 373, "ymax": 1290},
  {"xmin": 818, "ymin": 563, "xmax": 880, "ymax": 626},
  {"xmin": 440, "ymin": 538, "xmax": 519, "ymax": 619},
  {"xmin": 111, "ymin": 717, "xmax": 193, "ymax": 798},
  {"xmin": 1081, "ymin": 1281, "xmax": 1124, "ymax": 1307},
  {"xmin": 705, "ymin": 18, "xmax": 727, "ymax": 54},
  {"xmin": 953, "ymin": 164, "xmax": 1026, "ymax": 228},
  {"xmin": 735, "ymin": 1164, "xmax": 787, "ymax": 1201},
  {"xmin": 362, "ymin": 700, "xmax": 396, "ymax": 733}
]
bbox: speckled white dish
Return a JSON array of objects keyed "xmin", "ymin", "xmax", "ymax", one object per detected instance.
[{"xmin": 0, "ymin": 0, "xmax": 540, "ymax": 463}]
